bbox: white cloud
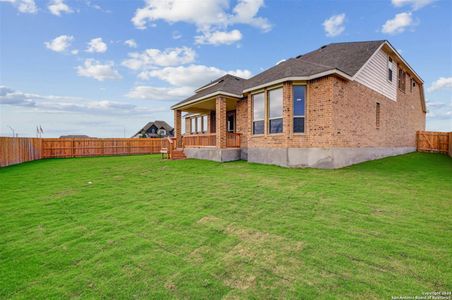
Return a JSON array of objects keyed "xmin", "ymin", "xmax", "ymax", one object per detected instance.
[
  {"xmin": 428, "ymin": 77, "xmax": 452, "ymax": 92},
  {"xmin": 323, "ymin": 13, "xmax": 346, "ymax": 37},
  {"xmin": 391, "ymin": 0, "xmax": 435, "ymax": 10},
  {"xmin": 86, "ymin": 37, "xmax": 108, "ymax": 53},
  {"xmin": 0, "ymin": 0, "xmax": 37, "ymax": 13},
  {"xmin": 131, "ymin": 0, "xmax": 270, "ymax": 44},
  {"xmin": 71, "ymin": 49, "xmax": 79, "ymax": 55},
  {"xmin": 0, "ymin": 86, "xmax": 165, "ymax": 115},
  {"xmin": 48, "ymin": 0, "xmax": 73, "ymax": 16},
  {"xmin": 426, "ymin": 99, "xmax": 452, "ymax": 121},
  {"xmin": 230, "ymin": 0, "xmax": 271, "ymax": 31},
  {"xmin": 76, "ymin": 59, "xmax": 121, "ymax": 81},
  {"xmin": 124, "ymin": 39, "xmax": 138, "ymax": 48},
  {"xmin": 138, "ymin": 64, "xmax": 252, "ymax": 87},
  {"xmin": 122, "ymin": 47, "xmax": 196, "ymax": 70},
  {"xmin": 44, "ymin": 35, "xmax": 74, "ymax": 52},
  {"xmin": 172, "ymin": 31, "xmax": 182, "ymax": 39},
  {"xmin": 126, "ymin": 86, "xmax": 193, "ymax": 100},
  {"xmin": 381, "ymin": 12, "xmax": 413, "ymax": 34},
  {"xmin": 195, "ymin": 29, "xmax": 242, "ymax": 45}
]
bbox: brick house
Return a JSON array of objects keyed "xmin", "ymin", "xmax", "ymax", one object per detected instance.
[{"xmin": 171, "ymin": 40, "xmax": 426, "ymax": 168}]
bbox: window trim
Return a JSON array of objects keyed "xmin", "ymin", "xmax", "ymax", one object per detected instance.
[
  {"xmin": 190, "ymin": 117, "xmax": 196, "ymax": 134},
  {"xmin": 292, "ymin": 83, "xmax": 307, "ymax": 135},
  {"xmin": 267, "ymin": 86, "xmax": 284, "ymax": 135},
  {"xmin": 252, "ymin": 92, "xmax": 265, "ymax": 135},
  {"xmin": 387, "ymin": 56, "xmax": 393, "ymax": 83},
  {"xmin": 203, "ymin": 115, "xmax": 208, "ymax": 133}
]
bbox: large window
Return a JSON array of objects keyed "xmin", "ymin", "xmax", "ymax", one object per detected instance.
[
  {"xmin": 293, "ymin": 85, "xmax": 306, "ymax": 133},
  {"xmin": 252, "ymin": 93, "xmax": 265, "ymax": 134},
  {"xmin": 197, "ymin": 117, "xmax": 202, "ymax": 133},
  {"xmin": 202, "ymin": 115, "xmax": 208, "ymax": 133},
  {"xmin": 268, "ymin": 88, "xmax": 283, "ymax": 134},
  {"xmin": 191, "ymin": 118, "xmax": 195, "ymax": 134},
  {"xmin": 388, "ymin": 57, "xmax": 393, "ymax": 82}
]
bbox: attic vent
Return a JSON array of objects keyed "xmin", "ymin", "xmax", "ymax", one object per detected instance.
[
  {"xmin": 235, "ymin": 77, "xmax": 240, "ymax": 81},
  {"xmin": 296, "ymin": 55, "xmax": 303, "ymax": 59},
  {"xmin": 320, "ymin": 45, "xmax": 327, "ymax": 49}
]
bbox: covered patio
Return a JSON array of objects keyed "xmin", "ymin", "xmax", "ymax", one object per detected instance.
[{"xmin": 173, "ymin": 95, "xmax": 242, "ymax": 149}]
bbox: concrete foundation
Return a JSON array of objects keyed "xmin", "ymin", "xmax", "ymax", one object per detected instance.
[
  {"xmin": 183, "ymin": 146, "xmax": 416, "ymax": 168},
  {"xmin": 248, "ymin": 147, "xmax": 416, "ymax": 168},
  {"xmin": 184, "ymin": 147, "xmax": 241, "ymax": 162}
]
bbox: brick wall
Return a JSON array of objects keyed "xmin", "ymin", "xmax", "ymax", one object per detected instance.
[
  {"xmin": 242, "ymin": 75, "xmax": 425, "ymax": 149},
  {"xmin": 245, "ymin": 77, "xmax": 336, "ymax": 148},
  {"xmin": 236, "ymin": 98, "xmax": 248, "ymax": 148},
  {"xmin": 331, "ymin": 76, "xmax": 426, "ymax": 147}
]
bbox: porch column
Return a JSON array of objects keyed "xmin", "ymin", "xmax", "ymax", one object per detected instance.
[
  {"xmin": 174, "ymin": 109, "xmax": 182, "ymax": 146},
  {"xmin": 216, "ymin": 96, "xmax": 227, "ymax": 148}
]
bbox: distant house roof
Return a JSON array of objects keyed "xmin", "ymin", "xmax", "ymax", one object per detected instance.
[
  {"xmin": 133, "ymin": 120, "xmax": 173, "ymax": 137},
  {"xmin": 59, "ymin": 135, "xmax": 93, "ymax": 138},
  {"xmin": 172, "ymin": 40, "xmax": 422, "ymax": 109}
]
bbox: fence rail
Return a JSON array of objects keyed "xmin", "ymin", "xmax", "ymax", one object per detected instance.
[
  {"xmin": 0, "ymin": 137, "xmax": 43, "ymax": 167},
  {"xmin": 0, "ymin": 137, "xmax": 166, "ymax": 167},
  {"xmin": 182, "ymin": 134, "xmax": 216, "ymax": 147},
  {"xmin": 416, "ymin": 131, "xmax": 451, "ymax": 156}
]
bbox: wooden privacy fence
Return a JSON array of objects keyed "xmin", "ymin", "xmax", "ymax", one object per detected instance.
[
  {"xmin": 416, "ymin": 131, "xmax": 452, "ymax": 156},
  {"xmin": 0, "ymin": 137, "xmax": 168, "ymax": 167},
  {"xmin": 42, "ymin": 138, "xmax": 167, "ymax": 158},
  {"xmin": 0, "ymin": 137, "xmax": 43, "ymax": 167}
]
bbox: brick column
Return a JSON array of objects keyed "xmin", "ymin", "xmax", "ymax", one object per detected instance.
[
  {"xmin": 283, "ymin": 82, "xmax": 293, "ymax": 144},
  {"xmin": 216, "ymin": 96, "xmax": 227, "ymax": 148},
  {"xmin": 174, "ymin": 109, "xmax": 182, "ymax": 146}
]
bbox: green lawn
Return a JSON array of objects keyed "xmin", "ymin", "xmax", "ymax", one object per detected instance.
[{"xmin": 1, "ymin": 153, "xmax": 451, "ymax": 299}]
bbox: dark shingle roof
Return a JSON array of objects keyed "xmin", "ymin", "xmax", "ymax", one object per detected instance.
[
  {"xmin": 172, "ymin": 74, "xmax": 245, "ymax": 108},
  {"xmin": 243, "ymin": 40, "xmax": 385, "ymax": 90},
  {"xmin": 173, "ymin": 40, "xmax": 387, "ymax": 108},
  {"xmin": 133, "ymin": 120, "xmax": 173, "ymax": 137}
]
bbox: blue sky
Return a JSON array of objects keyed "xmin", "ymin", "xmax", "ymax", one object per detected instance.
[{"xmin": 0, "ymin": 0, "xmax": 451, "ymax": 137}]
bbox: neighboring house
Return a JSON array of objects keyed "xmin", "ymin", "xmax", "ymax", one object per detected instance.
[
  {"xmin": 171, "ymin": 40, "xmax": 426, "ymax": 168},
  {"xmin": 59, "ymin": 135, "xmax": 93, "ymax": 138},
  {"xmin": 133, "ymin": 120, "xmax": 174, "ymax": 138}
]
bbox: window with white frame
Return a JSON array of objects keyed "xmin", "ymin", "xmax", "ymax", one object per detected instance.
[
  {"xmin": 388, "ymin": 57, "xmax": 393, "ymax": 82},
  {"xmin": 191, "ymin": 118, "xmax": 195, "ymax": 134},
  {"xmin": 268, "ymin": 88, "xmax": 283, "ymax": 134},
  {"xmin": 202, "ymin": 115, "xmax": 208, "ymax": 133},
  {"xmin": 197, "ymin": 116, "xmax": 202, "ymax": 133},
  {"xmin": 252, "ymin": 92, "xmax": 265, "ymax": 134},
  {"xmin": 293, "ymin": 85, "xmax": 306, "ymax": 133}
]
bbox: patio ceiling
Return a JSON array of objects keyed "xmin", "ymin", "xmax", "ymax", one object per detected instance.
[{"xmin": 178, "ymin": 96, "xmax": 241, "ymax": 113}]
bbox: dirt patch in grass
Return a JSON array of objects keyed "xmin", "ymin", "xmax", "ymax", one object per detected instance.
[{"xmin": 196, "ymin": 216, "xmax": 304, "ymax": 292}]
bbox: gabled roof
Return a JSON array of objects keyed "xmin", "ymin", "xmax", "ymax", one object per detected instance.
[
  {"xmin": 133, "ymin": 120, "xmax": 173, "ymax": 137},
  {"xmin": 172, "ymin": 40, "xmax": 423, "ymax": 110},
  {"xmin": 171, "ymin": 74, "xmax": 245, "ymax": 109},
  {"xmin": 243, "ymin": 40, "xmax": 385, "ymax": 91}
]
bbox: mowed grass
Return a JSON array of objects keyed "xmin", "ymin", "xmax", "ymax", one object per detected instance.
[{"xmin": 0, "ymin": 153, "xmax": 451, "ymax": 299}]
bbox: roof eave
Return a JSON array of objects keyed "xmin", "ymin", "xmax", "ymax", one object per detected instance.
[{"xmin": 171, "ymin": 91, "xmax": 243, "ymax": 110}]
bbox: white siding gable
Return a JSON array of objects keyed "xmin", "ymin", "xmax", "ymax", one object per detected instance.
[{"xmin": 354, "ymin": 48, "xmax": 397, "ymax": 101}]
